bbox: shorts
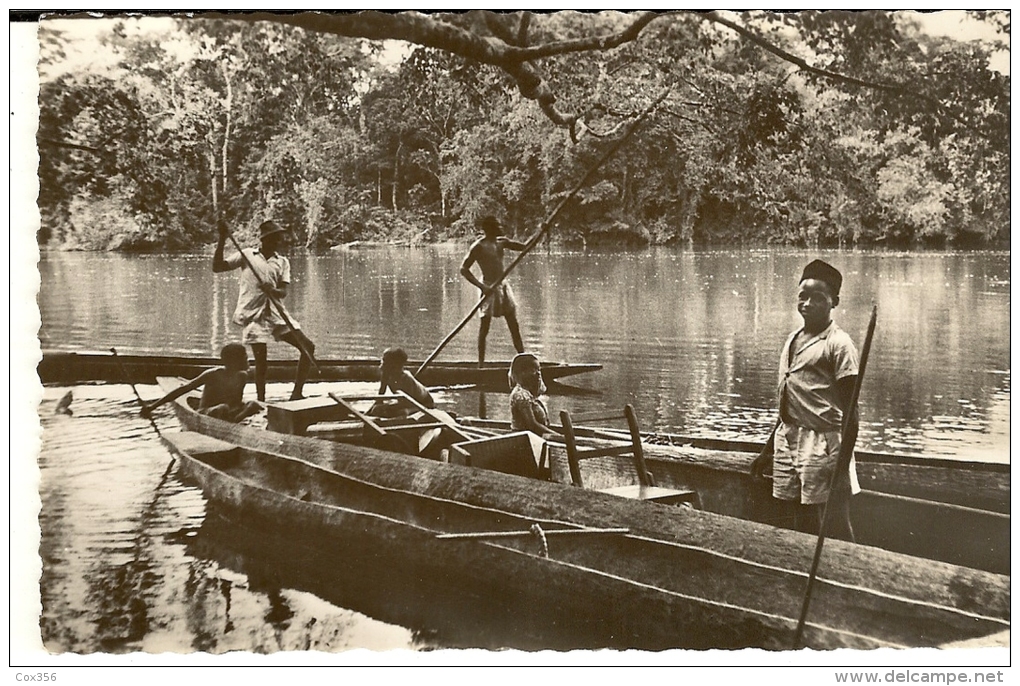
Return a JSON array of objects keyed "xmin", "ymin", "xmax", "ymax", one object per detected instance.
[
  {"xmin": 480, "ymin": 283, "xmax": 517, "ymax": 319},
  {"xmin": 242, "ymin": 318, "xmax": 299, "ymax": 345},
  {"xmin": 772, "ymin": 421, "xmax": 861, "ymax": 505}
]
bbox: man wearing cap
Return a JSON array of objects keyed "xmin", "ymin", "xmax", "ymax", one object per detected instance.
[
  {"xmin": 460, "ymin": 215, "xmax": 527, "ymax": 363},
  {"xmin": 214, "ymin": 219, "xmax": 316, "ymax": 402},
  {"xmin": 751, "ymin": 259, "xmax": 861, "ymax": 541}
]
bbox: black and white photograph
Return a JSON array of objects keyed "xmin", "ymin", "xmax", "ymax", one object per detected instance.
[{"xmin": 11, "ymin": 9, "xmax": 1011, "ymax": 675}]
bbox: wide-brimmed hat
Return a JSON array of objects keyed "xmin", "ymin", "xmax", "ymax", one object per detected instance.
[{"xmin": 259, "ymin": 220, "xmax": 289, "ymax": 240}]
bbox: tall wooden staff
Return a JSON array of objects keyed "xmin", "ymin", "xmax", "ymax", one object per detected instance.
[
  {"xmin": 793, "ymin": 304, "xmax": 878, "ymax": 647},
  {"xmin": 415, "ymin": 87, "xmax": 672, "ymax": 377}
]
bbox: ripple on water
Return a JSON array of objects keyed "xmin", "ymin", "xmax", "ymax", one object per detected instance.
[
  {"xmin": 31, "ymin": 249, "xmax": 1011, "ymax": 651},
  {"xmin": 36, "ymin": 385, "xmax": 417, "ymax": 654}
]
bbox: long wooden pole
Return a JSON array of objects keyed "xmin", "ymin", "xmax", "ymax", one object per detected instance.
[
  {"xmin": 222, "ymin": 227, "xmax": 320, "ymax": 376},
  {"xmin": 793, "ymin": 304, "xmax": 878, "ymax": 647},
  {"xmin": 110, "ymin": 347, "xmax": 181, "ymax": 480},
  {"xmin": 415, "ymin": 87, "xmax": 672, "ymax": 377},
  {"xmin": 436, "ymin": 527, "xmax": 629, "ymax": 540},
  {"xmin": 110, "ymin": 347, "xmax": 162, "ymax": 439}
]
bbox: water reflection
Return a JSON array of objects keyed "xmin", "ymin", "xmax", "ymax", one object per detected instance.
[
  {"xmin": 31, "ymin": 239, "xmax": 1013, "ymax": 654},
  {"xmin": 36, "ymin": 386, "xmax": 415, "ymax": 654},
  {"xmin": 37, "ymin": 248, "xmax": 1010, "ymax": 460},
  {"xmin": 186, "ymin": 505, "xmax": 633, "ymax": 651}
]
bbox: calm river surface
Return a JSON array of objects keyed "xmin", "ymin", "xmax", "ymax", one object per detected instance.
[{"xmin": 31, "ymin": 246, "xmax": 1010, "ymax": 654}]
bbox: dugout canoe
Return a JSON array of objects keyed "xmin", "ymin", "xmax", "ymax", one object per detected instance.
[
  {"xmin": 456, "ymin": 417, "xmax": 1011, "ymax": 576},
  {"xmin": 157, "ymin": 378, "xmax": 1009, "ymax": 650},
  {"xmin": 157, "ymin": 377, "xmax": 1009, "ymax": 576},
  {"xmin": 161, "ymin": 428, "xmax": 1010, "ymax": 651},
  {"xmin": 456, "ymin": 418, "xmax": 1011, "ymax": 513},
  {"xmin": 37, "ymin": 349, "xmax": 600, "ymax": 387}
]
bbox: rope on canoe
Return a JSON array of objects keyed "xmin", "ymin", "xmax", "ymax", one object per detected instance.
[{"xmin": 530, "ymin": 523, "xmax": 549, "ymax": 558}]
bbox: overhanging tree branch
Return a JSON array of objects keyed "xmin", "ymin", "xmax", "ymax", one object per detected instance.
[
  {"xmin": 704, "ymin": 10, "xmax": 995, "ymax": 139},
  {"xmin": 208, "ymin": 10, "xmax": 996, "ymax": 140},
  {"xmin": 37, "ymin": 136, "xmax": 102, "ymax": 153},
  {"xmin": 501, "ymin": 11, "xmax": 669, "ymax": 61},
  {"xmin": 215, "ymin": 11, "xmax": 674, "ymax": 133}
]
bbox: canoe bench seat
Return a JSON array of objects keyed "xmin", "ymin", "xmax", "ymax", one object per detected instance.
[
  {"xmin": 266, "ymin": 396, "xmax": 353, "ymax": 435},
  {"xmin": 163, "ymin": 431, "xmax": 240, "ymax": 470},
  {"xmin": 450, "ymin": 432, "xmax": 549, "ymax": 479},
  {"xmin": 560, "ymin": 406, "xmax": 699, "ymax": 507},
  {"xmin": 326, "ymin": 392, "xmax": 484, "ymax": 458},
  {"xmin": 598, "ymin": 484, "xmax": 699, "ymax": 506}
]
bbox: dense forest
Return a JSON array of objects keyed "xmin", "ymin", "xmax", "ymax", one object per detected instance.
[{"xmin": 36, "ymin": 10, "xmax": 1010, "ymax": 252}]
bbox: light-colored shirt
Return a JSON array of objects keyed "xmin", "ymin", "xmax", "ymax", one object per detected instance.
[
  {"xmin": 778, "ymin": 321, "xmax": 859, "ymax": 432},
  {"xmin": 227, "ymin": 249, "xmax": 295, "ymax": 328}
]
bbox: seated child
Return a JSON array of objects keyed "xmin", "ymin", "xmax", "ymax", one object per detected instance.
[
  {"xmin": 140, "ymin": 343, "xmax": 262, "ymax": 423},
  {"xmin": 508, "ymin": 352, "xmax": 558, "ymax": 440},
  {"xmin": 369, "ymin": 347, "xmax": 435, "ymax": 418}
]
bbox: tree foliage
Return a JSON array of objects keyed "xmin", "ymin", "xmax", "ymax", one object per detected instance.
[{"xmin": 37, "ymin": 10, "xmax": 1009, "ymax": 251}]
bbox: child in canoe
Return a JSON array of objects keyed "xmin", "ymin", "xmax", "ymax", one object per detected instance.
[
  {"xmin": 369, "ymin": 347, "xmax": 435, "ymax": 418},
  {"xmin": 508, "ymin": 352, "xmax": 558, "ymax": 440},
  {"xmin": 140, "ymin": 343, "xmax": 262, "ymax": 423}
]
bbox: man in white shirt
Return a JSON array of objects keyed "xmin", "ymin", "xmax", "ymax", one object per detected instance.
[{"xmin": 213, "ymin": 219, "xmax": 316, "ymax": 402}]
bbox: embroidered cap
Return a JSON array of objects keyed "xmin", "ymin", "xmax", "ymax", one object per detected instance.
[{"xmin": 801, "ymin": 259, "xmax": 842, "ymax": 296}]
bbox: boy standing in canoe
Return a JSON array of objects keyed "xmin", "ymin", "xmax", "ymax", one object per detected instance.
[
  {"xmin": 752, "ymin": 259, "xmax": 861, "ymax": 541},
  {"xmin": 460, "ymin": 215, "xmax": 527, "ymax": 364},
  {"xmin": 213, "ymin": 219, "xmax": 316, "ymax": 402},
  {"xmin": 140, "ymin": 343, "xmax": 262, "ymax": 422}
]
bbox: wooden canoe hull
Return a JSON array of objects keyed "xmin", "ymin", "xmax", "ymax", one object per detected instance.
[
  {"xmin": 460, "ymin": 418, "xmax": 1010, "ymax": 513},
  {"xmin": 561, "ymin": 444, "xmax": 1010, "ymax": 576},
  {"xmin": 37, "ymin": 350, "xmax": 600, "ymax": 387},
  {"xmin": 156, "ymin": 376, "xmax": 1009, "ymax": 576},
  {"xmin": 163, "ymin": 429, "xmax": 1011, "ymax": 651},
  {"xmin": 457, "ymin": 420, "xmax": 1010, "ymax": 575}
]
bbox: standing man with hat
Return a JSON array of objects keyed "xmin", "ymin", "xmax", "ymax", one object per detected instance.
[
  {"xmin": 460, "ymin": 215, "xmax": 527, "ymax": 364},
  {"xmin": 751, "ymin": 259, "xmax": 861, "ymax": 541},
  {"xmin": 214, "ymin": 219, "xmax": 316, "ymax": 402}
]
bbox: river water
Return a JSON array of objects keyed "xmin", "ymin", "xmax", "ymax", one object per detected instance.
[{"xmin": 27, "ymin": 246, "xmax": 1010, "ymax": 655}]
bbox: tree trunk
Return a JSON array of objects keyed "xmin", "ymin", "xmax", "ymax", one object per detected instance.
[
  {"xmin": 392, "ymin": 141, "xmax": 403, "ymax": 210},
  {"xmin": 209, "ymin": 151, "xmax": 219, "ymax": 217},
  {"xmin": 437, "ymin": 156, "xmax": 446, "ymax": 217},
  {"xmin": 621, "ymin": 165, "xmax": 629, "ymax": 212}
]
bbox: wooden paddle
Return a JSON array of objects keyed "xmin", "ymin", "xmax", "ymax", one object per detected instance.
[
  {"xmin": 219, "ymin": 222, "xmax": 321, "ymax": 376},
  {"xmin": 111, "ymin": 347, "xmax": 180, "ymax": 477},
  {"xmin": 415, "ymin": 86, "xmax": 673, "ymax": 377},
  {"xmin": 793, "ymin": 304, "xmax": 878, "ymax": 647},
  {"xmin": 111, "ymin": 347, "xmax": 162, "ymax": 440}
]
